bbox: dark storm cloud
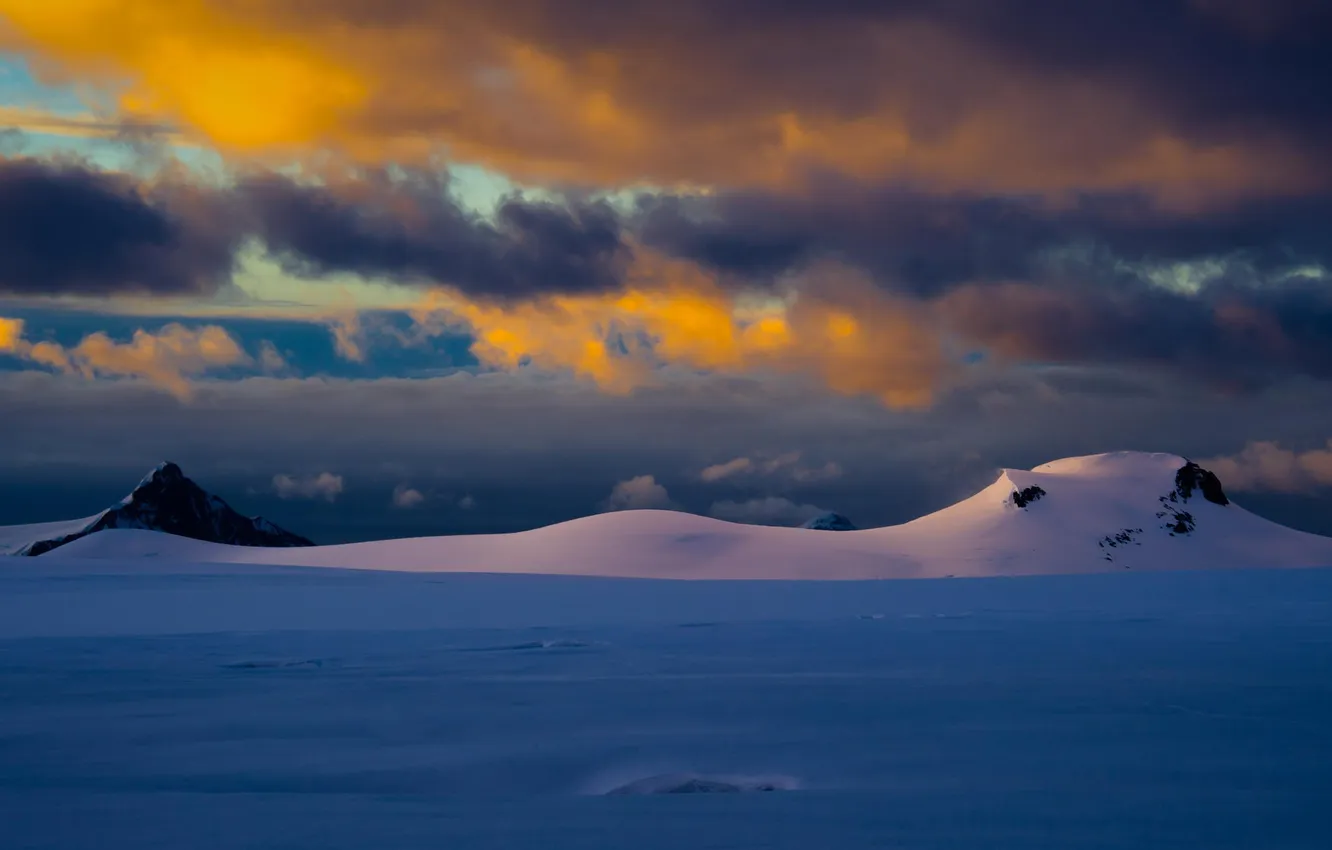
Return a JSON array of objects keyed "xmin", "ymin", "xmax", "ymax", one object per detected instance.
[
  {"xmin": 940, "ymin": 279, "xmax": 1332, "ymax": 391},
  {"xmin": 0, "ymin": 157, "xmax": 238, "ymax": 296},
  {"xmin": 305, "ymin": 0, "xmax": 1332, "ymax": 159},
  {"xmin": 637, "ymin": 180, "xmax": 1332, "ymax": 388},
  {"xmin": 0, "ymin": 158, "xmax": 632, "ymax": 299},
  {"xmin": 637, "ymin": 185, "xmax": 1332, "ymax": 294},
  {"xmin": 241, "ymin": 173, "xmax": 630, "ymax": 298}
]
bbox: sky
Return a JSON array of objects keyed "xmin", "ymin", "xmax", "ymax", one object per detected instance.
[{"xmin": 2, "ymin": 0, "xmax": 1332, "ymax": 544}]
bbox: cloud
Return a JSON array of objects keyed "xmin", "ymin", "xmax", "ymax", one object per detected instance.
[
  {"xmin": 0, "ymin": 317, "xmax": 25, "ymax": 353},
  {"xmin": 0, "ymin": 156, "xmax": 237, "ymax": 297},
  {"xmin": 1200, "ymin": 441, "xmax": 1332, "ymax": 492},
  {"xmin": 457, "ymin": 494, "xmax": 476, "ymax": 510},
  {"xmin": 0, "ymin": 1, "xmax": 366, "ymax": 151},
  {"xmin": 416, "ymin": 258, "xmax": 950, "ymax": 408},
  {"xmin": 792, "ymin": 461, "xmax": 843, "ymax": 483},
  {"xmin": 0, "ymin": 106, "xmax": 182, "ymax": 143},
  {"xmin": 240, "ymin": 172, "xmax": 630, "ymax": 298},
  {"xmin": 3, "ymin": 0, "xmax": 1328, "ymax": 199},
  {"xmin": 273, "ymin": 472, "xmax": 345, "ymax": 502},
  {"xmin": 0, "ymin": 157, "xmax": 630, "ymax": 300},
  {"xmin": 637, "ymin": 186, "xmax": 1332, "ymax": 297},
  {"xmin": 709, "ymin": 496, "xmax": 830, "ymax": 527},
  {"xmin": 67, "ymin": 324, "xmax": 249, "ymax": 399},
  {"xmin": 391, "ymin": 484, "xmax": 425, "ymax": 508},
  {"xmin": 0, "ymin": 317, "xmax": 252, "ymax": 399},
  {"xmin": 256, "ymin": 341, "xmax": 289, "ymax": 373},
  {"xmin": 602, "ymin": 474, "xmax": 675, "ymax": 511},
  {"xmin": 938, "ymin": 280, "xmax": 1332, "ymax": 389},
  {"xmin": 5, "ymin": 157, "xmax": 1332, "ymax": 406},
  {"xmin": 328, "ymin": 313, "xmax": 367, "ymax": 362},
  {"xmin": 699, "ymin": 457, "xmax": 755, "ymax": 482},
  {"xmin": 699, "ymin": 451, "xmax": 841, "ymax": 483}
]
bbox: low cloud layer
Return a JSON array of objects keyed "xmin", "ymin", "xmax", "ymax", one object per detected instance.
[
  {"xmin": 1202, "ymin": 441, "xmax": 1332, "ymax": 493},
  {"xmin": 4, "ymin": 367, "xmax": 1332, "ymax": 541}
]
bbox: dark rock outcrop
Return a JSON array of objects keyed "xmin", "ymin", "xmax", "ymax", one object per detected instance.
[
  {"xmin": 1146, "ymin": 461, "xmax": 1226, "ymax": 539},
  {"xmin": 18, "ymin": 462, "xmax": 313, "ymax": 556},
  {"xmin": 1174, "ymin": 461, "xmax": 1229, "ymax": 506},
  {"xmin": 1155, "ymin": 498, "xmax": 1197, "ymax": 536},
  {"xmin": 606, "ymin": 774, "xmax": 792, "ymax": 795},
  {"xmin": 1011, "ymin": 485, "xmax": 1047, "ymax": 509}
]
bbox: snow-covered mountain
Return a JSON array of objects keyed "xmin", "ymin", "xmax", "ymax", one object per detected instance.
[
  {"xmin": 7, "ymin": 452, "xmax": 1332, "ymax": 578},
  {"xmin": 0, "ymin": 463, "xmax": 313, "ymax": 556},
  {"xmin": 801, "ymin": 512, "xmax": 858, "ymax": 531}
]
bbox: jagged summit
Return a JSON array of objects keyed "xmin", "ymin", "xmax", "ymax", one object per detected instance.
[{"xmin": 9, "ymin": 463, "xmax": 313, "ymax": 556}]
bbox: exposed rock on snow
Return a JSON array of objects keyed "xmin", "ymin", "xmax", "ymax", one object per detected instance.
[
  {"xmin": 1152, "ymin": 460, "xmax": 1228, "ymax": 537},
  {"xmin": 800, "ymin": 512, "xmax": 858, "ymax": 531},
  {"xmin": 1174, "ymin": 461, "xmax": 1229, "ymax": 506},
  {"xmin": 605, "ymin": 773, "xmax": 799, "ymax": 795},
  {"xmin": 1010, "ymin": 485, "xmax": 1047, "ymax": 509},
  {"xmin": 10, "ymin": 462, "xmax": 313, "ymax": 556}
]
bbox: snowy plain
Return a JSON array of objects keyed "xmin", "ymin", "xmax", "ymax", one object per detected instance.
[
  {"xmin": 3, "ymin": 452, "xmax": 1331, "ymax": 848},
  {"xmin": 2, "ymin": 559, "xmax": 1332, "ymax": 849}
]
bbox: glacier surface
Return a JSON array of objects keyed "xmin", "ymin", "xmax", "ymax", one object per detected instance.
[{"xmin": 1, "ymin": 557, "xmax": 1330, "ymax": 849}]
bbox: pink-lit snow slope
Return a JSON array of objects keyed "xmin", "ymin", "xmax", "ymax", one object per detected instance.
[{"xmin": 24, "ymin": 452, "xmax": 1332, "ymax": 579}]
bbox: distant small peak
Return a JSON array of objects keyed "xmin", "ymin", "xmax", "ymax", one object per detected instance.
[{"xmin": 801, "ymin": 512, "xmax": 857, "ymax": 531}]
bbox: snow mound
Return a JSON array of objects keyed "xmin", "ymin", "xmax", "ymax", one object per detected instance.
[{"xmin": 12, "ymin": 452, "xmax": 1332, "ymax": 579}]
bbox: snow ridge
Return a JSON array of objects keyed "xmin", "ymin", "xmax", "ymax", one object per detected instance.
[{"xmin": 8, "ymin": 452, "xmax": 1332, "ymax": 578}]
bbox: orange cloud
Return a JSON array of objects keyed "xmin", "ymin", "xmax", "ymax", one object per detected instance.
[
  {"xmin": 0, "ymin": 317, "xmax": 253, "ymax": 399},
  {"xmin": 0, "ymin": 316, "xmax": 23, "ymax": 351},
  {"xmin": 2, "ymin": 1, "xmax": 1322, "ymax": 202},
  {"xmin": 412, "ymin": 259, "xmax": 949, "ymax": 408},
  {"xmin": 0, "ymin": 0, "xmax": 366, "ymax": 150}
]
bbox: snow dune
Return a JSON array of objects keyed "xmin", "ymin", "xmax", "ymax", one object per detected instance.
[{"xmin": 15, "ymin": 451, "xmax": 1332, "ymax": 578}]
